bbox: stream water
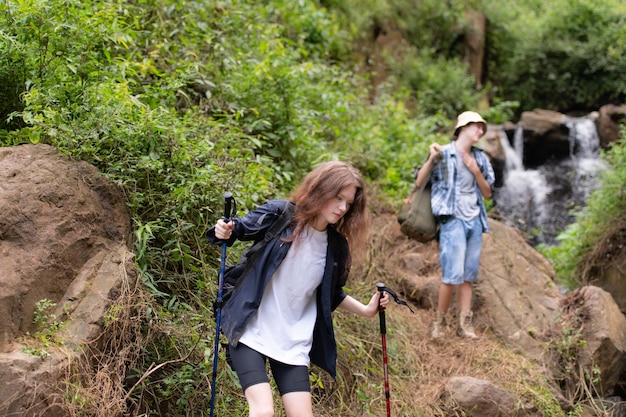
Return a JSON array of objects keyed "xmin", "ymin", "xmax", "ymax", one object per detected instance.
[{"xmin": 493, "ymin": 117, "xmax": 607, "ymax": 246}]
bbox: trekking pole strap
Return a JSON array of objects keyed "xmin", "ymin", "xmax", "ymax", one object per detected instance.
[{"xmin": 376, "ymin": 283, "xmax": 414, "ymax": 313}]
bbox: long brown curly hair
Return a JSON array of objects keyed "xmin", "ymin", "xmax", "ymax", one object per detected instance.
[{"xmin": 288, "ymin": 161, "xmax": 370, "ymax": 255}]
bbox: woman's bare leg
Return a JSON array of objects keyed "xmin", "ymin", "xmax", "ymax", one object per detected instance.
[
  {"xmin": 282, "ymin": 391, "xmax": 313, "ymax": 417},
  {"xmin": 245, "ymin": 382, "xmax": 275, "ymax": 417}
]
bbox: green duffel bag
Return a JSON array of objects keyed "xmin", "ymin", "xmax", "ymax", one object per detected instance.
[{"xmin": 397, "ymin": 183, "xmax": 438, "ymax": 243}]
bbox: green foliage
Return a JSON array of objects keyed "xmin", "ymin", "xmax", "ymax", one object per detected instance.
[
  {"xmin": 482, "ymin": 0, "xmax": 626, "ymax": 112},
  {"xmin": 393, "ymin": 49, "xmax": 483, "ymax": 119},
  {"xmin": 480, "ymin": 97, "xmax": 520, "ymax": 124},
  {"xmin": 268, "ymin": 0, "xmax": 355, "ymax": 61},
  {"xmin": 320, "ymin": 0, "xmax": 393, "ymax": 34},
  {"xmin": 31, "ymin": 299, "xmax": 61, "ymax": 331},
  {"xmin": 23, "ymin": 299, "xmax": 64, "ymax": 357},
  {"xmin": 323, "ymin": 0, "xmax": 485, "ymax": 119},
  {"xmin": 323, "ymin": 0, "xmax": 465, "ymax": 56},
  {"xmin": 333, "ymin": 93, "xmax": 449, "ymax": 199}
]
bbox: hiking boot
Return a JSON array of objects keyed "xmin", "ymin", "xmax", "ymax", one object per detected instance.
[
  {"xmin": 457, "ymin": 310, "xmax": 478, "ymax": 339},
  {"xmin": 430, "ymin": 311, "xmax": 447, "ymax": 340}
]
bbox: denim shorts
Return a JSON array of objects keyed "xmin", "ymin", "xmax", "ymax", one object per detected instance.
[{"xmin": 439, "ymin": 216, "xmax": 483, "ymax": 285}]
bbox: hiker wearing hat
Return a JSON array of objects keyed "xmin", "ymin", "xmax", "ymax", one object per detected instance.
[{"xmin": 415, "ymin": 111, "xmax": 495, "ymax": 339}]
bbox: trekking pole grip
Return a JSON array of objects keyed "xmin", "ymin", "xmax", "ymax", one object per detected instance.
[
  {"xmin": 223, "ymin": 192, "xmax": 235, "ymax": 221},
  {"xmin": 376, "ymin": 282, "xmax": 387, "ymax": 334},
  {"xmin": 376, "ymin": 282, "xmax": 386, "ymax": 310}
]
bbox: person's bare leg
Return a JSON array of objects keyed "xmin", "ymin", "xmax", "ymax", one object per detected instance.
[
  {"xmin": 437, "ymin": 282, "xmax": 455, "ymax": 312},
  {"xmin": 282, "ymin": 391, "xmax": 313, "ymax": 417},
  {"xmin": 431, "ymin": 282, "xmax": 455, "ymax": 339},
  {"xmin": 245, "ymin": 383, "xmax": 275, "ymax": 417},
  {"xmin": 456, "ymin": 281, "xmax": 473, "ymax": 312}
]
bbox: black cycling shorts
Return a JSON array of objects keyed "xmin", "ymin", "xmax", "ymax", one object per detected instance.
[{"xmin": 228, "ymin": 343, "xmax": 311, "ymax": 396}]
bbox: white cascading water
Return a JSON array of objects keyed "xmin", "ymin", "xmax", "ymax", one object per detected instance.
[
  {"xmin": 567, "ymin": 117, "xmax": 607, "ymax": 203},
  {"xmin": 494, "ymin": 116, "xmax": 606, "ymax": 246}
]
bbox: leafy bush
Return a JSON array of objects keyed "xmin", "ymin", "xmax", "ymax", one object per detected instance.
[
  {"xmin": 322, "ymin": 0, "xmax": 464, "ymax": 55},
  {"xmin": 322, "ymin": 0, "xmax": 484, "ymax": 120},
  {"xmin": 391, "ymin": 48, "xmax": 482, "ymax": 119},
  {"xmin": 484, "ymin": 0, "xmax": 626, "ymax": 112}
]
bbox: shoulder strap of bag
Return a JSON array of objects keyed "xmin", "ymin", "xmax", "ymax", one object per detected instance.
[
  {"xmin": 262, "ymin": 200, "xmax": 295, "ymax": 243},
  {"xmin": 414, "ymin": 152, "xmax": 446, "ymax": 192},
  {"xmin": 236, "ymin": 200, "xmax": 295, "ymax": 275},
  {"xmin": 426, "ymin": 150, "xmax": 448, "ymax": 184}
]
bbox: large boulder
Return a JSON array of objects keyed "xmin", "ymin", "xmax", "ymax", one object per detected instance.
[
  {"xmin": 398, "ymin": 218, "xmax": 561, "ymax": 357},
  {"xmin": 476, "ymin": 219, "xmax": 561, "ymax": 357},
  {"xmin": 596, "ymin": 104, "xmax": 626, "ymax": 148},
  {"xmin": 560, "ymin": 286, "xmax": 626, "ymax": 397},
  {"xmin": 580, "ymin": 226, "xmax": 626, "ymax": 314},
  {"xmin": 438, "ymin": 376, "xmax": 538, "ymax": 416},
  {"xmin": 516, "ymin": 109, "xmax": 570, "ymax": 167},
  {"xmin": 0, "ymin": 144, "xmax": 134, "ymax": 416}
]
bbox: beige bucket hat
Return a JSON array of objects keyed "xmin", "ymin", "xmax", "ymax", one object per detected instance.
[{"xmin": 454, "ymin": 111, "xmax": 487, "ymax": 137}]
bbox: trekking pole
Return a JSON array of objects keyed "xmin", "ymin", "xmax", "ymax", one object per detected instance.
[
  {"xmin": 376, "ymin": 283, "xmax": 391, "ymax": 417},
  {"xmin": 376, "ymin": 283, "xmax": 414, "ymax": 417},
  {"xmin": 210, "ymin": 192, "xmax": 236, "ymax": 417}
]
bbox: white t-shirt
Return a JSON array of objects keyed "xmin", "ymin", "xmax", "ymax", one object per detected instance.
[
  {"xmin": 455, "ymin": 156, "xmax": 480, "ymax": 221},
  {"xmin": 238, "ymin": 226, "xmax": 328, "ymax": 365}
]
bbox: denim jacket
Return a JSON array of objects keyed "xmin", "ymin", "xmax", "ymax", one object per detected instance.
[
  {"xmin": 207, "ymin": 200, "xmax": 349, "ymax": 378},
  {"xmin": 429, "ymin": 143, "xmax": 495, "ymax": 232}
]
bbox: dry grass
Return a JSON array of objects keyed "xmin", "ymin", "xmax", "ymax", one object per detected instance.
[
  {"xmin": 55, "ymin": 258, "xmax": 149, "ymax": 417},
  {"xmin": 318, "ymin": 293, "xmax": 559, "ymax": 417},
  {"xmin": 579, "ymin": 222, "xmax": 626, "ymax": 286},
  {"xmin": 306, "ymin": 204, "xmax": 566, "ymax": 417}
]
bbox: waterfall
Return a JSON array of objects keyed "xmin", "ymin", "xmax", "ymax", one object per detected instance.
[
  {"xmin": 505, "ymin": 127, "xmax": 524, "ymax": 171},
  {"xmin": 511, "ymin": 126, "xmax": 524, "ymax": 170},
  {"xmin": 567, "ymin": 117, "xmax": 607, "ymax": 203},
  {"xmin": 494, "ymin": 117, "xmax": 606, "ymax": 246},
  {"xmin": 567, "ymin": 117, "xmax": 599, "ymax": 159},
  {"xmin": 494, "ymin": 130, "xmax": 551, "ymax": 243}
]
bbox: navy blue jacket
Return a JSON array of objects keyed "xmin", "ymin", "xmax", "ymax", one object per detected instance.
[{"xmin": 207, "ymin": 200, "xmax": 350, "ymax": 378}]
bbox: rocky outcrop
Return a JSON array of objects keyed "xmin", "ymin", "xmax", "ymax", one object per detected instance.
[
  {"xmin": 477, "ymin": 219, "xmax": 561, "ymax": 357},
  {"xmin": 398, "ymin": 219, "xmax": 561, "ymax": 357},
  {"xmin": 0, "ymin": 144, "xmax": 131, "ymax": 350},
  {"xmin": 584, "ymin": 228, "xmax": 626, "ymax": 314},
  {"xmin": 438, "ymin": 376, "xmax": 538, "ymax": 416},
  {"xmin": 496, "ymin": 107, "xmax": 622, "ymax": 169},
  {"xmin": 0, "ymin": 144, "xmax": 135, "ymax": 416},
  {"xmin": 394, "ymin": 216, "xmax": 626, "ymax": 412},
  {"xmin": 561, "ymin": 286, "xmax": 626, "ymax": 397},
  {"xmin": 511, "ymin": 109, "xmax": 571, "ymax": 168},
  {"xmin": 597, "ymin": 104, "xmax": 626, "ymax": 148}
]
